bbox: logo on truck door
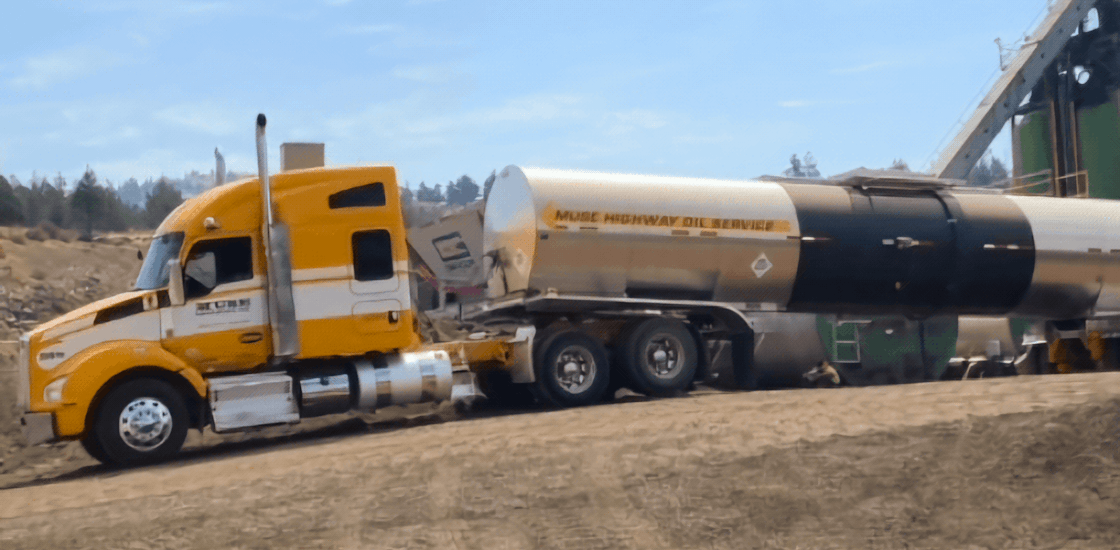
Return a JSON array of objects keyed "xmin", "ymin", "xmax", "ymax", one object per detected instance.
[{"xmin": 196, "ymin": 298, "xmax": 251, "ymax": 315}]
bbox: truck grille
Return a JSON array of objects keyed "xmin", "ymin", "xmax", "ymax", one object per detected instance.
[{"xmin": 16, "ymin": 334, "xmax": 30, "ymax": 410}]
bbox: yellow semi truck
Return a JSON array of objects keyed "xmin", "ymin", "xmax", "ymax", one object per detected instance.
[
  {"xmin": 18, "ymin": 115, "xmax": 1120, "ymax": 466},
  {"xmin": 15, "ymin": 116, "xmax": 536, "ymax": 465}
]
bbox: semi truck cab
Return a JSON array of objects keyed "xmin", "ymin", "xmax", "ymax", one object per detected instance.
[{"xmin": 16, "ymin": 163, "xmax": 527, "ymax": 465}]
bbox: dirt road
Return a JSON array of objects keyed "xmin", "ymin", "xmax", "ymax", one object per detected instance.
[{"xmin": 3, "ymin": 372, "xmax": 1120, "ymax": 549}]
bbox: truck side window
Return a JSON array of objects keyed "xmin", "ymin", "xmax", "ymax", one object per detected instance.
[
  {"xmin": 329, "ymin": 183, "xmax": 386, "ymax": 209},
  {"xmin": 184, "ymin": 237, "xmax": 254, "ymax": 298},
  {"xmin": 352, "ymin": 230, "xmax": 394, "ymax": 281}
]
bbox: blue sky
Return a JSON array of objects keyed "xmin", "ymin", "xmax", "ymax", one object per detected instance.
[{"xmin": 1, "ymin": 0, "xmax": 1047, "ymax": 189}]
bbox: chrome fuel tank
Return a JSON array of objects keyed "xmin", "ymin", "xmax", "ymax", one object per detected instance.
[{"xmin": 483, "ymin": 166, "xmax": 802, "ymax": 306}]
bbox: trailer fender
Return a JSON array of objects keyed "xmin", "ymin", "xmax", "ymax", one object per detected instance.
[
  {"xmin": 507, "ymin": 326, "xmax": 537, "ymax": 383},
  {"xmin": 45, "ymin": 340, "xmax": 206, "ymax": 438}
]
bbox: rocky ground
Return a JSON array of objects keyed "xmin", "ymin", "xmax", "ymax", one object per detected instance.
[
  {"xmin": 0, "ymin": 228, "xmax": 151, "ymax": 484},
  {"xmin": 0, "ymin": 374, "xmax": 1118, "ymax": 549}
]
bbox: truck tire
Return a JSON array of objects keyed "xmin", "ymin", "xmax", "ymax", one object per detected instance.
[
  {"xmin": 533, "ymin": 329, "xmax": 611, "ymax": 407},
  {"xmin": 80, "ymin": 434, "xmax": 110, "ymax": 464},
  {"xmin": 91, "ymin": 379, "xmax": 189, "ymax": 466},
  {"xmin": 618, "ymin": 318, "xmax": 698, "ymax": 396}
]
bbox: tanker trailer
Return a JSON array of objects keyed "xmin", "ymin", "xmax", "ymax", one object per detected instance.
[{"xmin": 466, "ymin": 166, "xmax": 1120, "ymax": 405}]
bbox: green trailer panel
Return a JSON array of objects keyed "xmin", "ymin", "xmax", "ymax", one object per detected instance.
[
  {"xmin": 1078, "ymin": 101, "xmax": 1120, "ymax": 200},
  {"xmin": 815, "ymin": 315, "xmax": 958, "ymax": 386}
]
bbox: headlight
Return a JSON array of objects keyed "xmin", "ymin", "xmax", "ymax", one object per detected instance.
[{"xmin": 44, "ymin": 377, "xmax": 68, "ymax": 403}]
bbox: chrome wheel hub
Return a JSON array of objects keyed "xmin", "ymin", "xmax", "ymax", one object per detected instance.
[
  {"xmin": 118, "ymin": 397, "xmax": 173, "ymax": 452},
  {"xmin": 553, "ymin": 346, "xmax": 597, "ymax": 394},
  {"xmin": 644, "ymin": 334, "xmax": 684, "ymax": 379}
]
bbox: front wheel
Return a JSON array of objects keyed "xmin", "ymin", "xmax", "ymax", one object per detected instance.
[
  {"xmin": 533, "ymin": 329, "xmax": 611, "ymax": 408},
  {"xmin": 91, "ymin": 379, "xmax": 189, "ymax": 466}
]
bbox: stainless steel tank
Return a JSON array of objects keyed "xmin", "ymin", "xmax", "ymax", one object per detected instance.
[
  {"xmin": 483, "ymin": 166, "xmax": 802, "ymax": 306},
  {"xmin": 484, "ymin": 165, "xmax": 1120, "ymax": 321}
]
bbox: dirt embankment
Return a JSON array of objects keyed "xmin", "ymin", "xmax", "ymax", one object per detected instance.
[
  {"xmin": 2, "ymin": 228, "xmax": 1120, "ymax": 549},
  {"xmin": 0, "ymin": 229, "xmax": 151, "ymax": 483},
  {"xmin": 0, "ymin": 373, "xmax": 1119, "ymax": 549}
]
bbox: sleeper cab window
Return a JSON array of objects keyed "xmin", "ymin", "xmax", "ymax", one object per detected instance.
[
  {"xmin": 352, "ymin": 230, "xmax": 394, "ymax": 281},
  {"xmin": 329, "ymin": 183, "xmax": 386, "ymax": 209}
]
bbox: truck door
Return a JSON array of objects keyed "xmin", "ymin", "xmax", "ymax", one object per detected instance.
[
  {"xmin": 160, "ymin": 236, "xmax": 272, "ymax": 373},
  {"xmin": 349, "ymin": 228, "xmax": 410, "ymax": 338}
]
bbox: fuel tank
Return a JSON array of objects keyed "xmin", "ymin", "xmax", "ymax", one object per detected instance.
[{"xmin": 483, "ymin": 166, "xmax": 1120, "ymax": 320}]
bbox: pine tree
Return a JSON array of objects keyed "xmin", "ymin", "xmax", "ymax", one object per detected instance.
[
  {"xmin": 44, "ymin": 174, "xmax": 67, "ymax": 228},
  {"xmin": 70, "ymin": 166, "xmax": 102, "ymax": 237},
  {"xmin": 144, "ymin": 177, "xmax": 184, "ymax": 228},
  {"xmin": 446, "ymin": 175, "xmax": 479, "ymax": 206},
  {"xmin": 0, "ymin": 175, "xmax": 25, "ymax": 225},
  {"xmin": 483, "ymin": 169, "xmax": 497, "ymax": 201},
  {"xmin": 416, "ymin": 181, "xmax": 445, "ymax": 202}
]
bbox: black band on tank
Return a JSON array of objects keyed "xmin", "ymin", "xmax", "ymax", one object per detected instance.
[
  {"xmin": 780, "ymin": 183, "xmax": 1035, "ymax": 316},
  {"xmin": 937, "ymin": 192, "xmax": 1035, "ymax": 313}
]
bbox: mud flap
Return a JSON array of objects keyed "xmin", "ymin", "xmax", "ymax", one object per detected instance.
[{"xmin": 730, "ymin": 329, "xmax": 757, "ymax": 391}]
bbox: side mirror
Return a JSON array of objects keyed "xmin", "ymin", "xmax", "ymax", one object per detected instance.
[
  {"xmin": 168, "ymin": 258, "xmax": 185, "ymax": 306},
  {"xmin": 184, "ymin": 251, "xmax": 218, "ymax": 290},
  {"xmin": 137, "ymin": 249, "xmax": 144, "ymax": 261}
]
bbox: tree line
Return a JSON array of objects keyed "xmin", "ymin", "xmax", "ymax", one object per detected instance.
[
  {"xmin": 403, "ymin": 171, "xmax": 498, "ymax": 207},
  {"xmin": 0, "ymin": 167, "xmax": 184, "ymax": 236}
]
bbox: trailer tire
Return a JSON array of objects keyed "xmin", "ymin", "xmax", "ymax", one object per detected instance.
[
  {"xmin": 533, "ymin": 329, "xmax": 611, "ymax": 408},
  {"xmin": 91, "ymin": 378, "xmax": 189, "ymax": 466},
  {"xmin": 618, "ymin": 318, "xmax": 698, "ymax": 396}
]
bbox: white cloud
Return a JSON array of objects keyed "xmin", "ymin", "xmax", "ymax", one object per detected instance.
[
  {"xmin": 8, "ymin": 45, "xmax": 123, "ymax": 90},
  {"xmin": 154, "ymin": 103, "xmax": 239, "ymax": 135}
]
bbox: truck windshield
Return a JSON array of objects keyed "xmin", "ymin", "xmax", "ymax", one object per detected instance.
[{"xmin": 135, "ymin": 232, "xmax": 185, "ymax": 290}]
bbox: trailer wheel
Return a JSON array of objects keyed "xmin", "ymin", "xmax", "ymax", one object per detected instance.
[
  {"xmin": 618, "ymin": 318, "xmax": 698, "ymax": 396},
  {"xmin": 91, "ymin": 379, "xmax": 189, "ymax": 466},
  {"xmin": 534, "ymin": 329, "xmax": 611, "ymax": 407}
]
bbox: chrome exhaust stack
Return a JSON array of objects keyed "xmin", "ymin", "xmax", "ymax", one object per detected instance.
[{"xmin": 255, "ymin": 114, "xmax": 300, "ymax": 360}]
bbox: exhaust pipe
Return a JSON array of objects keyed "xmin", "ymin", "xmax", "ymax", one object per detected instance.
[
  {"xmin": 256, "ymin": 114, "xmax": 301, "ymax": 360},
  {"xmin": 214, "ymin": 147, "xmax": 225, "ymax": 186}
]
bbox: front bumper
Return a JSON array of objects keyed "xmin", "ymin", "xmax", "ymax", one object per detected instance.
[{"xmin": 20, "ymin": 412, "xmax": 57, "ymax": 446}]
